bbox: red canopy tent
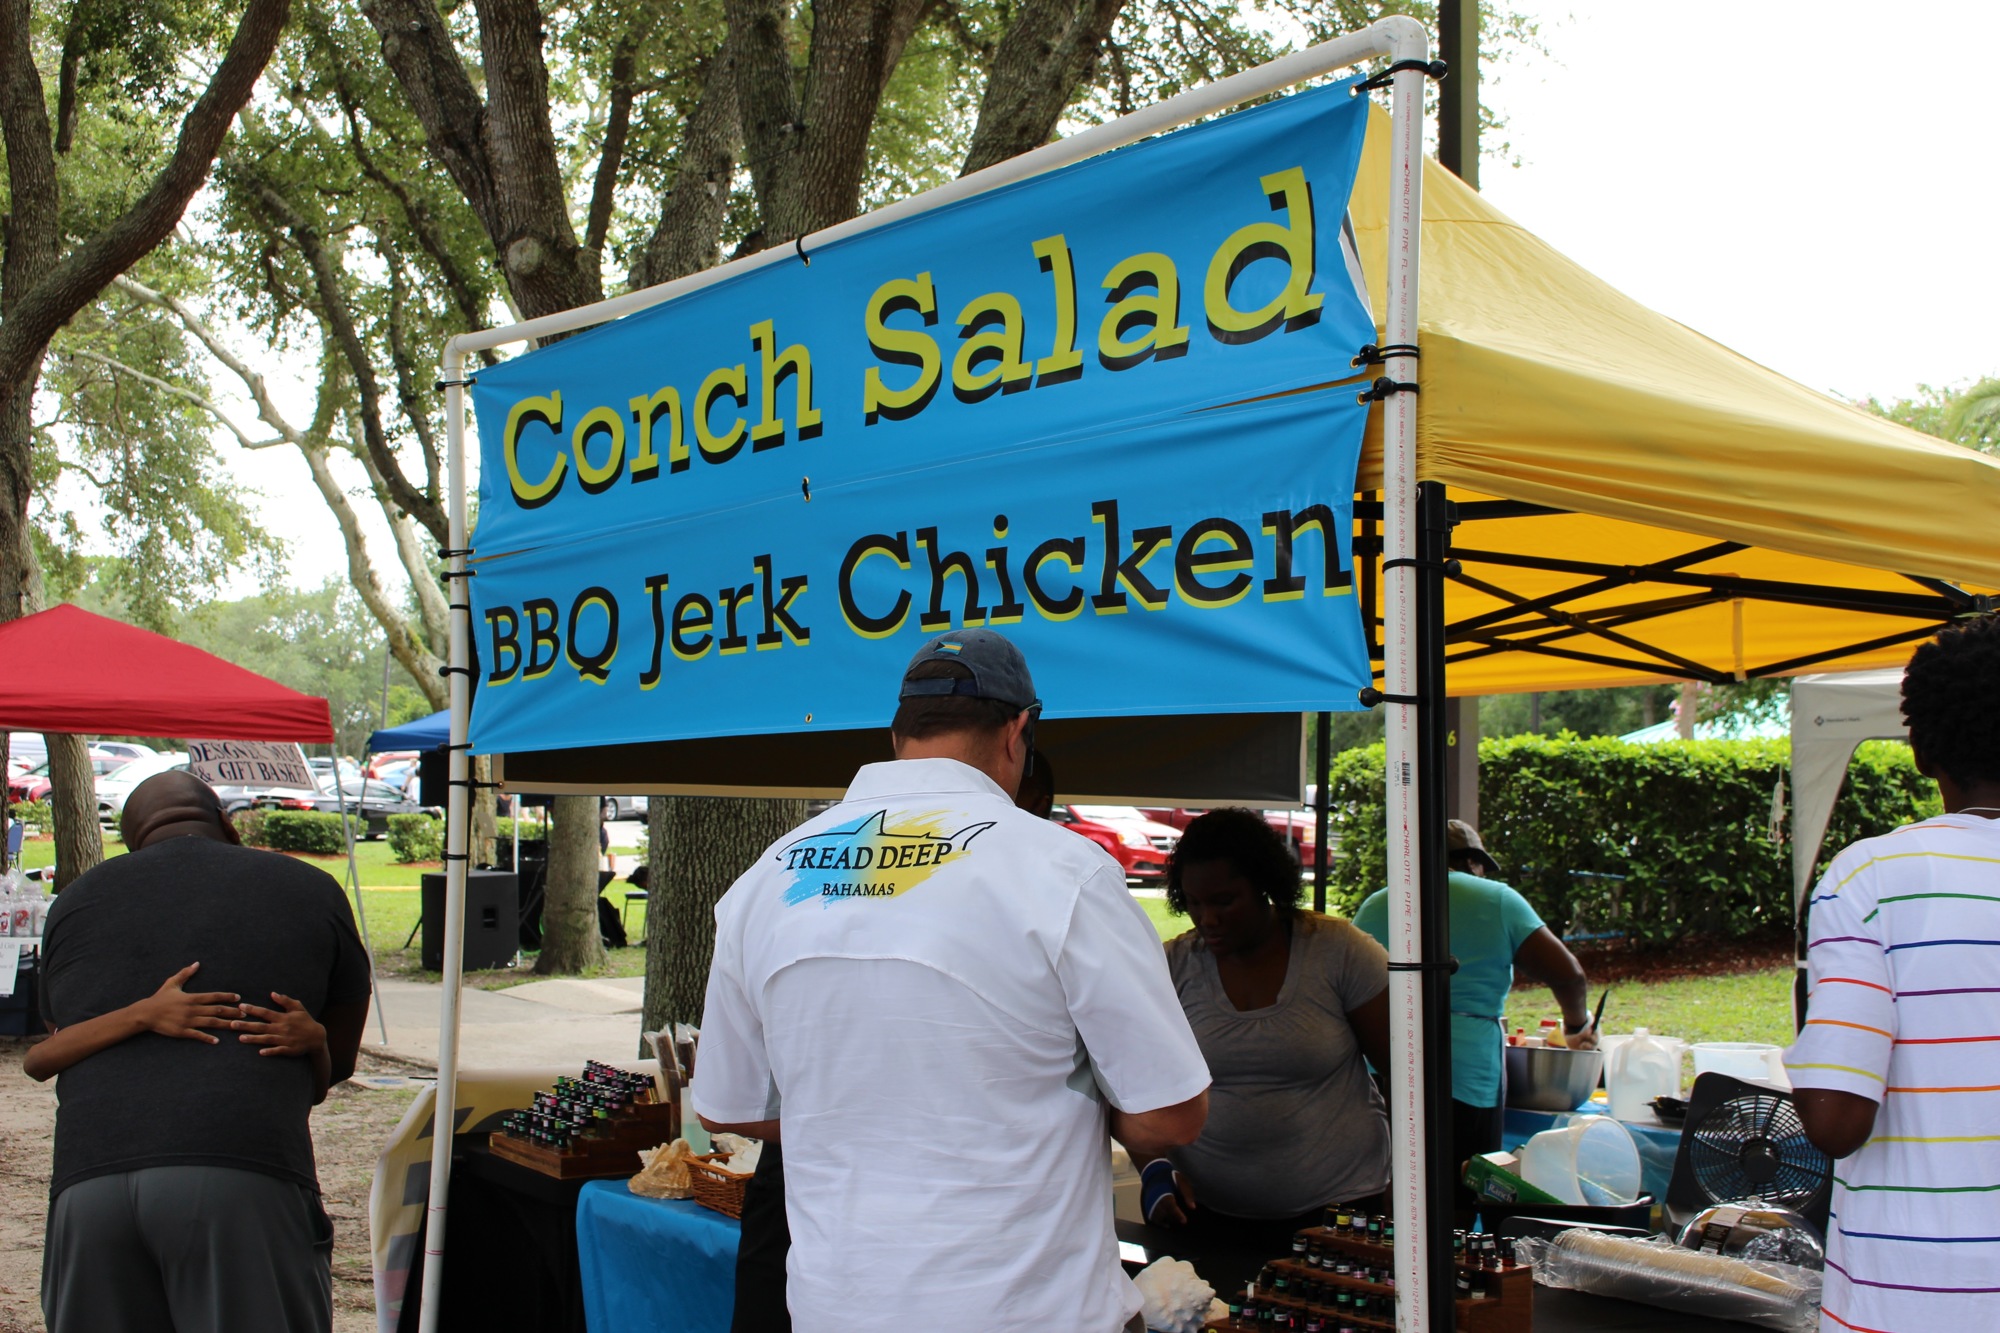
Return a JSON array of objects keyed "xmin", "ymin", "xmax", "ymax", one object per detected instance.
[{"xmin": 0, "ymin": 604, "xmax": 333, "ymax": 741}]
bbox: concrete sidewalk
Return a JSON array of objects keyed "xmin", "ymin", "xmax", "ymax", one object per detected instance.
[{"xmin": 363, "ymin": 975, "xmax": 647, "ymax": 1069}]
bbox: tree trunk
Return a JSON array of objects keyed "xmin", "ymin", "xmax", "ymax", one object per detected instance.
[
  {"xmin": 44, "ymin": 732, "xmax": 100, "ymax": 888},
  {"xmin": 535, "ymin": 793, "xmax": 605, "ymax": 974},
  {"xmin": 642, "ymin": 796, "xmax": 808, "ymax": 1036},
  {"xmin": 470, "ymin": 754, "xmax": 498, "ymax": 867}
]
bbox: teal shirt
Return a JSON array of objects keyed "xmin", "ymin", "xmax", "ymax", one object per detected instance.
[{"xmin": 1352, "ymin": 871, "xmax": 1544, "ymax": 1109}]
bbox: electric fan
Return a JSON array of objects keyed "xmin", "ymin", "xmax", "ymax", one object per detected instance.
[{"xmin": 1665, "ymin": 1073, "xmax": 1832, "ymax": 1232}]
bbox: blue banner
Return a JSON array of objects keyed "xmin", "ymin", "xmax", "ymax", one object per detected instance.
[{"xmin": 468, "ymin": 81, "xmax": 1379, "ymax": 754}]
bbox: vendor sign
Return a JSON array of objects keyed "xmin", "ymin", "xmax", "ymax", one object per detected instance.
[
  {"xmin": 467, "ymin": 80, "xmax": 1378, "ymax": 753},
  {"xmin": 186, "ymin": 739, "xmax": 314, "ymax": 790}
]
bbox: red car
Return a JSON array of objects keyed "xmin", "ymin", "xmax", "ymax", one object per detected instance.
[
  {"xmin": 9, "ymin": 749, "xmax": 131, "ymax": 804},
  {"xmin": 1140, "ymin": 807, "xmax": 1321, "ymax": 871},
  {"xmin": 1051, "ymin": 805, "xmax": 1181, "ymax": 882}
]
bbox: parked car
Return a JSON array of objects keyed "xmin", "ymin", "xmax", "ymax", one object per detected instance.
[
  {"xmin": 209, "ymin": 778, "xmax": 319, "ymax": 815},
  {"xmin": 10, "ymin": 749, "xmax": 133, "ymax": 804},
  {"xmin": 96, "ymin": 753, "xmax": 191, "ymax": 824},
  {"xmin": 308, "ymin": 756, "xmax": 364, "ymax": 785},
  {"xmin": 90, "ymin": 741, "xmax": 157, "ymax": 764},
  {"xmin": 600, "ymin": 795, "xmax": 649, "ymax": 822},
  {"xmin": 4, "ymin": 734, "xmax": 47, "ymax": 771},
  {"xmin": 1051, "ymin": 804, "xmax": 1181, "ymax": 883},
  {"xmin": 293, "ymin": 778, "xmax": 424, "ymax": 839},
  {"xmin": 1140, "ymin": 807, "xmax": 1320, "ymax": 871},
  {"xmin": 365, "ymin": 750, "xmax": 419, "ymax": 780}
]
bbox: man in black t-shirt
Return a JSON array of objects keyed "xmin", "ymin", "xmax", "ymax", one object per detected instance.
[{"xmin": 34, "ymin": 771, "xmax": 371, "ymax": 1333}]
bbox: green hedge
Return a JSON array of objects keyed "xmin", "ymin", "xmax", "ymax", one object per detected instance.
[
  {"xmin": 259, "ymin": 811, "xmax": 348, "ymax": 856},
  {"xmin": 387, "ymin": 814, "xmax": 441, "ymax": 863},
  {"xmin": 232, "ymin": 808, "xmax": 270, "ymax": 848},
  {"xmin": 386, "ymin": 814, "xmax": 529, "ymax": 863},
  {"xmin": 8, "ymin": 800, "xmax": 50, "ymax": 830},
  {"xmin": 1322, "ymin": 736, "xmax": 1938, "ymax": 945}
]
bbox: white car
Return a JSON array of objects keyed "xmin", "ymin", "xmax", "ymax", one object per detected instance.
[{"xmin": 96, "ymin": 753, "xmax": 190, "ymax": 825}]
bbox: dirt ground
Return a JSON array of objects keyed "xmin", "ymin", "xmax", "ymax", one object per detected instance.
[{"xmin": 0, "ymin": 1045, "xmax": 423, "ymax": 1333}]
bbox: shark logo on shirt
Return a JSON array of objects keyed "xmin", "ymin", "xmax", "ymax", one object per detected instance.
[{"xmin": 776, "ymin": 809, "xmax": 994, "ymax": 906}]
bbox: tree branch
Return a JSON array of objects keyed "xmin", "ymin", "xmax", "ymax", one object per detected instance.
[
  {"xmin": 62, "ymin": 348, "xmax": 281, "ymax": 451},
  {"xmin": 52, "ymin": 15, "xmax": 83, "ymax": 155},
  {"xmin": 382, "ymin": 251, "xmax": 442, "ymax": 501},
  {"xmin": 112, "ymin": 275, "xmax": 310, "ymax": 447},
  {"xmin": 960, "ymin": 0, "xmax": 1130, "ymax": 176},
  {"xmin": 337, "ymin": 95, "xmax": 495, "ymax": 361},
  {"xmin": 355, "ymin": 0, "xmax": 497, "ymax": 229},
  {"xmin": 0, "ymin": 0, "xmax": 292, "ymax": 391},
  {"xmin": 585, "ymin": 39, "xmax": 639, "ymax": 258},
  {"xmin": 300, "ymin": 434, "xmax": 446, "ymax": 709},
  {"xmin": 631, "ymin": 36, "xmax": 744, "ymax": 289},
  {"xmin": 361, "ymin": 0, "xmax": 599, "ymax": 321},
  {"xmin": 247, "ymin": 179, "xmax": 447, "ymax": 543},
  {"xmin": 0, "ymin": 0, "xmax": 63, "ymax": 320}
]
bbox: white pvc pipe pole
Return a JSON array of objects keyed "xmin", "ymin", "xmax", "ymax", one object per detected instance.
[
  {"xmin": 420, "ymin": 19, "xmax": 1430, "ymax": 1330},
  {"xmin": 1377, "ymin": 29, "xmax": 1433, "ymax": 1332},
  {"xmin": 417, "ymin": 359, "xmax": 474, "ymax": 1333}
]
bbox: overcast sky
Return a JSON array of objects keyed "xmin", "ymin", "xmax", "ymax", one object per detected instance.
[
  {"xmin": 229, "ymin": 0, "xmax": 1997, "ymax": 594},
  {"xmin": 1478, "ymin": 0, "xmax": 1997, "ymax": 401}
]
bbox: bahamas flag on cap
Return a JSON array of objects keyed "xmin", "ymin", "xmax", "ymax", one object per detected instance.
[{"xmin": 935, "ymin": 642, "xmax": 964, "ymax": 655}]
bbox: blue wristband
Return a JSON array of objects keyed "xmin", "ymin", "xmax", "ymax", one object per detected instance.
[{"xmin": 1140, "ymin": 1158, "xmax": 1179, "ymax": 1222}]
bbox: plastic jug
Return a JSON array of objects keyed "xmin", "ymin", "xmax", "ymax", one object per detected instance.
[
  {"xmin": 1607, "ymin": 1027, "xmax": 1680, "ymax": 1120},
  {"xmin": 1517, "ymin": 1119, "xmax": 1642, "ymax": 1207},
  {"xmin": 1691, "ymin": 1042, "xmax": 1789, "ymax": 1089}
]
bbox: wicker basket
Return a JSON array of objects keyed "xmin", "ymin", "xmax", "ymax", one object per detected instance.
[{"xmin": 688, "ymin": 1153, "xmax": 753, "ymax": 1218}]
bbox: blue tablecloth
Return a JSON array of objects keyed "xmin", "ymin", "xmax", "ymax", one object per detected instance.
[
  {"xmin": 1502, "ymin": 1105, "xmax": 1681, "ymax": 1205},
  {"xmin": 576, "ymin": 1182, "xmax": 740, "ymax": 1333}
]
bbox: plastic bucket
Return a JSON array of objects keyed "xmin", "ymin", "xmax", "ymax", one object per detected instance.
[
  {"xmin": 1690, "ymin": 1042, "xmax": 1787, "ymax": 1087},
  {"xmin": 1517, "ymin": 1119, "xmax": 1643, "ymax": 1208}
]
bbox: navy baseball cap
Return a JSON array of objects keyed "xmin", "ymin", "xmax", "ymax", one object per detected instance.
[{"xmin": 898, "ymin": 629, "xmax": 1039, "ymax": 712}]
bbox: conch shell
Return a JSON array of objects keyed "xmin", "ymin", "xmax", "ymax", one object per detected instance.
[{"xmin": 630, "ymin": 1138, "xmax": 698, "ymax": 1199}]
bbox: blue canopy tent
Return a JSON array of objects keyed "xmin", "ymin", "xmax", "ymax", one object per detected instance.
[{"xmin": 368, "ymin": 710, "xmax": 449, "ymax": 754}]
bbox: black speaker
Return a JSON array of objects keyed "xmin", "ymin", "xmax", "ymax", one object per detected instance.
[
  {"xmin": 418, "ymin": 746, "xmax": 447, "ymax": 808},
  {"xmin": 420, "ymin": 869, "xmax": 519, "ymax": 972}
]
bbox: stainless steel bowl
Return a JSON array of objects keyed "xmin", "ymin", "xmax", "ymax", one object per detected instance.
[{"xmin": 1505, "ymin": 1044, "xmax": 1605, "ymax": 1112}]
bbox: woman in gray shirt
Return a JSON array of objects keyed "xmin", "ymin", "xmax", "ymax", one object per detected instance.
[{"xmin": 1147, "ymin": 809, "xmax": 1392, "ymax": 1253}]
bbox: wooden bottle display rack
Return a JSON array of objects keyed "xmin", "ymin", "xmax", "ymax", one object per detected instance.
[
  {"xmin": 1202, "ymin": 1226, "xmax": 1531, "ymax": 1333},
  {"xmin": 489, "ymin": 1094, "xmax": 677, "ymax": 1180}
]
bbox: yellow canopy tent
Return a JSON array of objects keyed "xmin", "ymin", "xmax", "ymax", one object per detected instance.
[{"xmin": 1338, "ymin": 108, "xmax": 2000, "ymax": 695}]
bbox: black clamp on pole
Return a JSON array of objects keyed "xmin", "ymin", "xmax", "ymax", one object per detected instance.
[
  {"xmin": 1358, "ymin": 686, "xmax": 1422, "ymax": 708},
  {"xmin": 433, "ymin": 376, "xmax": 478, "ymax": 392},
  {"xmin": 1386, "ymin": 957, "xmax": 1460, "ymax": 975},
  {"xmin": 1352, "ymin": 343, "xmax": 1422, "ymax": 368},
  {"xmin": 438, "ymin": 664, "xmax": 475, "ymax": 679},
  {"xmin": 1354, "ymin": 58, "xmax": 1448, "ymax": 93},
  {"xmin": 1382, "ymin": 556, "xmax": 1462, "ymax": 577},
  {"xmin": 1358, "ymin": 376, "xmax": 1420, "ymax": 404}
]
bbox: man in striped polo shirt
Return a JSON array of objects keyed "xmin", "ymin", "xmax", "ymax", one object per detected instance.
[{"xmin": 1787, "ymin": 612, "xmax": 2000, "ymax": 1332}]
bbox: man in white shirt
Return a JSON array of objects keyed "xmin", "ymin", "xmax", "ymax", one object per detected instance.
[
  {"xmin": 693, "ymin": 629, "xmax": 1211, "ymax": 1333},
  {"xmin": 1787, "ymin": 612, "xmax": 2000, "ymax": 1333}
]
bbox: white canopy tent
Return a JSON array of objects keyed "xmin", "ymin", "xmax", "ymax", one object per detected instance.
[{"xmin": 1789, "ymin": 668, "xmax": 1909, "ymax": 906}]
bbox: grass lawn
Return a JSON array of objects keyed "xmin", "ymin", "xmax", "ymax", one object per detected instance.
[
  {"xmin": 1138, "ymin": 888, "xmax": 1793, "ymax": 1064},
  {"xmin": 22, "ymin": 840, "xmax": 1796, "ymax": 1048},
  {"xmin": 356, "ymin": 886, "xmax": 650, "ymax": 988}
]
